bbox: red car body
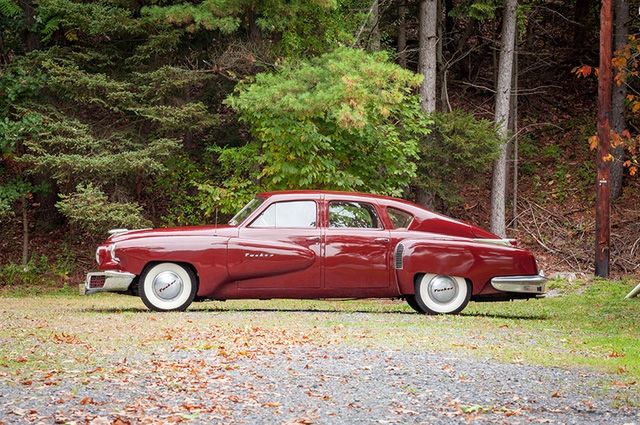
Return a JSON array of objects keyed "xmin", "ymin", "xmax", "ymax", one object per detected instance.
[{"xmin": 84, "ymin": 190, "xmax": 545, "ymax": 313}]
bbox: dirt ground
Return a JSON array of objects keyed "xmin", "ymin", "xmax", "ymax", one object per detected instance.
[{"xmin": 0, "ymin": 293, "xmax": 638, "ymax": 424}]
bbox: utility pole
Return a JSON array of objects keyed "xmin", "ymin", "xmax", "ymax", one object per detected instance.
[{"xmin": 596, "ymin": 0, "xmax": 612, "ymax": 277}]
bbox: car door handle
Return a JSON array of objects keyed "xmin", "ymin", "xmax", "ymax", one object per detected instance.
[
  {"xmin": 374, "ymin": 237, "xmax": 390, "ymax": 244},
  {"xmin": 304, "ymin": 236, "xmax": 321, "ymax": 242}
]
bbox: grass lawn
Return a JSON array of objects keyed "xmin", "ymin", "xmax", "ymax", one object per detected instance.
[{"xmin": 0, "ymin": 278, "xmax": 638, "ymax": 405}]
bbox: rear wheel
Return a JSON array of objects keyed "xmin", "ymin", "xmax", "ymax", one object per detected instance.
[
  {"xmin": 414, "ymin": 274, "xmax": 471, "ymax": 315},
  {"xmin": 139, "ymin": 262, "xmax": 197, "ymax": 312}
]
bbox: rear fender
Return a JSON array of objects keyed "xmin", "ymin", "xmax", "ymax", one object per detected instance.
[
  {"xmin": 396, "ymin": 239, "xmax": 476, "ymax": 295},
  {"xmin": 395, "ymin": 238, "xmax": 538, "ymax": 296}
]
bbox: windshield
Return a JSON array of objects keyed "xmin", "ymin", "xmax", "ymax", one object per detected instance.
[{"xmin": 228, "ymin": 197, "xmax": 264, "ymax": 225}]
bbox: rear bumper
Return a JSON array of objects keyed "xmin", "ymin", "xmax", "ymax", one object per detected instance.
[
  {"xmin": 490, "ymin": 274, "xmax": 546, "ymax": 294},
  {"xmin": 80, "ymin": 271, "xmax": 136, "ymax": 295}
]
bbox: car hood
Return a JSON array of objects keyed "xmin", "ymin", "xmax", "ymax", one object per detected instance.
[{"xmin": 107, "ymin": 224, "xmax": 238, "ymax": 243}]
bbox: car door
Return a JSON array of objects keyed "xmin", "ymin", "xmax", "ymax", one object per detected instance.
[
  {"xmin": 236, "ymin": 199, "xmax": 322, "ymax": 291},
  {"xmin": 323, "ymin": 198, "xmax": 391, "ymax": 292}
]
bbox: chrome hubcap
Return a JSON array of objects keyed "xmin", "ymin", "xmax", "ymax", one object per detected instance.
[
  {"xmin": 428, "ymin": 275, "xmax": 458, "ymax": 304},
  {"xmin": 152, "ymin": 271, "xmax": 183, "ymax": 300}
]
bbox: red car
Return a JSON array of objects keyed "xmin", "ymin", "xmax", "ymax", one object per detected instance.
[{"xmin": 83, "ymin": 190, "xmax": 546, "ymax": 314}]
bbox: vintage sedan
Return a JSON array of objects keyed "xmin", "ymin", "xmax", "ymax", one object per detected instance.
[{"xmin": 83, "ymin": 190, "xmax": 546, "ymax": 314}]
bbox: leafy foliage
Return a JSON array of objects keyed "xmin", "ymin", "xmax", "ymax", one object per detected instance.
[
  {"xmin": 449, "ymin": 1, "xmax": 498, "ymax": 21},
  {"xmin": 142, "ymin": 0, "xmax": 364, "ymax": 56},
  {"xmin": 35, "ymin": 0, "xmax": 137, "ymax": 41},
  {"xmin": 222, "ymin": 48, "xmax": 429, "ymax": 211},
  {"xmin": 1, "ymin": 0, "xmax": 372, "ymax": 236},
  {"xmin": 142, "ymin": 0, "xmax": 241, "ymax": 34},
  {"xmin": 612, "ymin": 34, "xmax": 640, "ymax": 176},
  {"xmin": 56, "ymin": 183, "xmax": 151, "ymax": 236},
  {"xmin": 0, "ymin": 0, "xmax": 20, "ymax": 17},
  {"xmin": 415, "ymin": 110, "xmax": 501, "ymax": 207},
  {"xmin": 0, "ymin": 180, "xmax": 32, "ymax": 218}
]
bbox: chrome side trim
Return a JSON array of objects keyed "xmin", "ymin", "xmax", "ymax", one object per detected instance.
[
  {"xmin": 81, "ymin": 271, "xmax": 136, "ymax": 295},
  {"xmin": 491, "ymin": 275, "xmax": 547, "ymax": 294},
  {"xmin": 473, "ymin": 238, "xmax": 516, "ymax": 247}
]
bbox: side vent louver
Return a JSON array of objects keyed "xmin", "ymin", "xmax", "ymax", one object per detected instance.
[{"xmin": 394, "ymin": 243, "xmax": 405, "ymax": 269}]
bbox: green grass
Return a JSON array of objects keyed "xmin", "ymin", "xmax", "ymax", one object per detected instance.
[{"xmin": 0, "ymin": 278, "xmax": 638, "ymax": 404}]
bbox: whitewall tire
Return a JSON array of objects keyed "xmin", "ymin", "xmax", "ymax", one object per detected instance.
[
  {"xmin": 414, "ymin": 274, "xmax": 471, "ymax": 315},
  {"xmin": 139, "ymin": 262, "xmax": 197, "ymax": 312},
  {"xmin": 405, "ymin": 295, "xmax": 426, "ymax": 314}
]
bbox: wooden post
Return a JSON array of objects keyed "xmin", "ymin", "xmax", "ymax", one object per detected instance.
[{"xmin": 596, "ymin": 0, "xmax": 612, "ymax": 278}]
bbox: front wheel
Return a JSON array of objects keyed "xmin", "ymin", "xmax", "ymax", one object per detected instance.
[
  {"xmin": 405, "ymin": 295, "xmax": 425, "ymax": 314},
  {"xmin": 414, "ymin": 274, "xmax": 471, "ymax": 315},
  {"xmin": 139, "ymin": 262, "xmax": 197, "ymax": 312}
]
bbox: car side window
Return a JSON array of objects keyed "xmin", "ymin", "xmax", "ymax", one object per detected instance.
[
  {"xmin": 387, "ymin": 207, "xmax": 414, "ymax": 229},
  {"xmin": 250, "ymin": 201, "xmax": 317, "ymax": 228},
  {"xmin": 328, "ymin": 201, "xmax": 381, "ymax": 229}
]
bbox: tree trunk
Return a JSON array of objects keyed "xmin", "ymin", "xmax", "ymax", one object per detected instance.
[
  {"xmin": 419, "ymin": 0, "xmax": 437, "ymax": 113},
  {"xmin": 511, "ymin": 37, "xmax": 519, "ymax": 229},
  {"xmin": 437, "ymin": 0, "xmax": 447, "ymax": 111},
  {"xmin": 21, "ymin": 197, "xmax": 29, "ymax": 269},
  {"xmin": 573, "ymin": 0, "xmax": 594, "ymax": 50},
  {"xmin": 595, "ymin": 0, "xmax": 613, "ymax": 278},
  {"xmin": 611, "ymin": 0, "xmax": 628, "ymax": 200},
  {"xmin": 490, "ymin": 0, "xmax": 517, "ymax": 238},
  {"xmin": 247, "ymin": 6, "xmax": 261, "ymax": 43},
  {"xmin": 18, "ymin": 0, "xmax": 40, "ymax": 51},
  {"xmin": 397, "ymin": 1, "xmax": 407, "ymax": 67},
  {"xmin": 416, "ymin": 0, "xmax": 439, "ymax": 209},
  {"xmin": 368, "ymin": 0, "xmax": 381, "ymax": 51},
  {"xmin": 505, "ymin": 34, "xmax": 518, "ymax": 208},
  {"xmin": 444, "ymin": 0, "xmax": 454, "ymax": 35}
]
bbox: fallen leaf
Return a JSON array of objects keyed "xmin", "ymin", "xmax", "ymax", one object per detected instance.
[
  {"xmin": 80, "ymin": 396, "xmax": 95, "ymax": 405},
  {"xmin": 284, "ymin": 418, "xmax": 313, "ymax": 425},
  {"xmin": 262, "ymin": 401, "xmax": 281, "ymax": 408}
]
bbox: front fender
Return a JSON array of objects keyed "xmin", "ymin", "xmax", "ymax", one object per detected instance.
[{"xmin": 109, "ymin": 235, "xmax": 230, "ymax": 298}]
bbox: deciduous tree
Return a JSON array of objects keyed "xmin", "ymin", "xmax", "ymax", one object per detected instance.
[
  {"xmin": 490, "ymin": 0, "xmax": 517, "ymax": 238},
  {"xmin": 220, "ymin": 48, "xmax": 430, "ymax": 212}
]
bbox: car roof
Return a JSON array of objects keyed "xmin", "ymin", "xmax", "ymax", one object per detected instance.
[{"xmin": 256, "ymin": 190, "xmax": 425, "ymax": 210}]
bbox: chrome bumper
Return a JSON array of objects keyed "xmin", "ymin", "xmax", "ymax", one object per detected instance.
[
  {"xmin": 81, "ymin": 271, "xmax": 136, "ymax": 295},
  {"xmin": 490, "ymin": 274, "xmax": 546, "ymax": 294}
]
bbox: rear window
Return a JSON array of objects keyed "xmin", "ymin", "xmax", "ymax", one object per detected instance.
[
  {"xmin": 387, "ymin": 207, "xmax": 413, "ymax": 229},
  {"xmin": 328, "ymin": 201, "xmax": 381, "ymax": 229}
]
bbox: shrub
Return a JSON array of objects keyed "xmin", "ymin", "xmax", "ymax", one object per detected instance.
[
  {"xmin": 219, "ymin": 47, "xmax": 430, "ymax": 212},
  {"xmin": 56, "ymin": 183, "xmax": 151, "ymax": 237}
]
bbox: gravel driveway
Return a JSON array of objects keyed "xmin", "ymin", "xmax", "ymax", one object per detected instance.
[{"xmin": 1, "ymin": 344, "xmax": 638, "ymax": 424}]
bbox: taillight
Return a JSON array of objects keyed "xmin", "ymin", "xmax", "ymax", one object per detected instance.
[{"xmin": 95, "ymin": 244, "xmax": 119, "ymax": 266}]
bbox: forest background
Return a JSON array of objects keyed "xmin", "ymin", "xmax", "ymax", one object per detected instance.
[{"xmin": 1, "ymin": 0, "xmax": 639, "ymax": 286}]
